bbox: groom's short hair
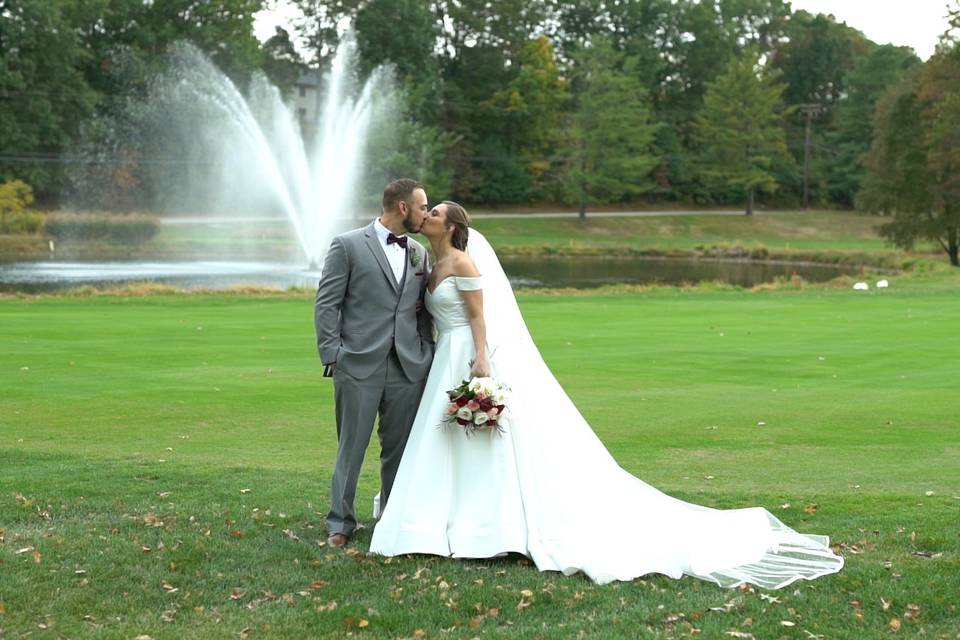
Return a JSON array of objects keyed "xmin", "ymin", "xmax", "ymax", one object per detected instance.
[{"xmin": 382, "ymin": 178, "xmax": 423, "ymax": 211}]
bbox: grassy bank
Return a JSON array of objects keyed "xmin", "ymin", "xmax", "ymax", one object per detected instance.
[
  {"xmin": 1, "ymin": 210, "xmax": 941, "ymax": 266},
  {"xmin": 1, "ymin": 275, "xmax": 958, "ymax": 638}
]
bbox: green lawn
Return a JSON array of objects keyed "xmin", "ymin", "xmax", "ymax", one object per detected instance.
[{"xmin": 1, "ymin": 275, "xmax": 959, "ymax": 638}]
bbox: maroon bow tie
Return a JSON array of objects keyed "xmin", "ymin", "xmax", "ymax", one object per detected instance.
[{"xmin": 387, "ymin": 233, "xmax": 408, "ymax": 249}]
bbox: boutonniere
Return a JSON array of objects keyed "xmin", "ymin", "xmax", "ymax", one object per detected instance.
[{"xmin": 409, "ymin": 250, "xmax": 422, "ymax": 268}]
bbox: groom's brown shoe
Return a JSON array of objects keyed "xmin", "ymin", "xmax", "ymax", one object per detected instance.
[{"xmin": 327, "ymin": 533, "xmax": 349, "ymax": 548}]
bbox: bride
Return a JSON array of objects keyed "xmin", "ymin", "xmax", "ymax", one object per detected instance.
[{"xmin": 369, "ymin": 202, "xmax": 844, "ymax": 588}]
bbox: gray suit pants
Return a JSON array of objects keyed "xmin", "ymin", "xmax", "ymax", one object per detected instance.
[{"xmin": 327, "ymin": 349, "xmax": 426, "ymax": 536}]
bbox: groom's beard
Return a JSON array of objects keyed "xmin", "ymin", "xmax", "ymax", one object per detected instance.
[{"xmin": 403, "ymin": 217, "xmax": 423, "ymax": 234}]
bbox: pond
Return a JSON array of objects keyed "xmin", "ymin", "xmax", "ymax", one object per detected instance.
[
  {"xmin": 0, "ymin": 256, "xmax": 857, "ymax": 293},
  {"xmin": 499, "ymin": 255, "xmax": 857, "ymax": 288}
]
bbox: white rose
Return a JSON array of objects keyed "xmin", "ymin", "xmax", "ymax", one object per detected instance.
[
  {"xmin": 456, "ymin": 407, "xmax": 472, "ymax": 421},
  {"xmin": 473, "ymin": 411, "xmax": 489, "ymax": 425}
]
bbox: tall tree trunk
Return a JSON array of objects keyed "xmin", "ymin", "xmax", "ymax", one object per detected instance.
[
  {"xmin": 947, "ymin": 222, "xmax": 959, "ymax": 267},
  {"xmin": 746, "ymin": 188, "xmax": 754, "ymax": 216}
]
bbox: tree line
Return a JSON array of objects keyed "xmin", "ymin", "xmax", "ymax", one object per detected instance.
[{"xmin": 1, "ymin": 0, "xmax": 958, "ymax": 262}]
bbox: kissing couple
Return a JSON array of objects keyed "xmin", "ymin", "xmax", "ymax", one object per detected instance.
[{"xmin": 314, "ymin": 179, "xmax": 843, "ymax": 587}]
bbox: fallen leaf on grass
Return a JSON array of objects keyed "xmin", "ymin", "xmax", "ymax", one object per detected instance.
[
  {"xmin": 803, "ymin": 504, "xmax": 818, "ymax": 514},
  {"xmin": 240, "ymin": 489, "xmax": 252, "ymax": 494},
  {"xmin": 0, "ymin": 602, "xmax": 5, "ymax": 615},
  {"xmin": 161, "ymin": 581, "xmax": 178, "ymax": 594},
  {"xmin": 343, "ymin": 616, "xmax": 369, "ymax": 628},
  {"xmin": 316, "ymin": 601, "xmax": 337, "ymax": 612},
  {"xmin": 517, "ymin": 589, "xmax": 535, "ymax": 610},
  {"xmin": 14, "ymin": 546, "xmax": 34, "ymax": 555},
  {"xmin": 32, "ymin": 550, "xmax": 42, "ymax": 563},
  {"xmin": 345, "ymin": 547, "xmax": 362, "ymax": 557},
  {"xmin": 230, "ymin": 590, "xmax": 244, "ymax": 601},
  {"xmin": 310, "ymin": 580, "xmax": 329, "ymax": 590},
  {"xmin": 143, "ymin": 513, "xmax": 164, "ymax": 527},
  {"xmin": 910, "ymin": 550, "xmax": 942, "ymax": 559},
  {"xmin": 724, "ymin": 632, "xmax": 754, "ymax": 639},
  {"xmin": 413, "ymin": 630, "xmax": 425, "ymax": 638},
  {"xmin": 282, "ymin": 529, "xmax": 300, "ymax": 541},
  {"xmin": 881, "ymin": 597, "xmax": 892, "ymax": 611},
  {"xmin": 780, "ymin": 620, "xmax": 796, "ymax": 626},
  {"xmin": 889, "ymin": 617, "xmax": 901, "ymax": 631}
]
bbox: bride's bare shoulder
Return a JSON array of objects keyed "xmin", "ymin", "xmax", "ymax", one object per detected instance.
[{"xmin": 450, "ymin": 250, "xmax": 480, "ymax": 278}]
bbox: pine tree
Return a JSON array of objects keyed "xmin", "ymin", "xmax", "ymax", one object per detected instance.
[
  {"xmin": 564, "ymin": 37, "xmax": 661, "ymax": 217},
  {"xmin": 694, "ymin": 50, "xmax": 793, "ymax": 214}
]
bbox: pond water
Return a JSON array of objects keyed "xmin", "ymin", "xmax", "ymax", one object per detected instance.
[
  {"xmin": 499, "ymin": 255, "xmax": 857, "ymax": 288},
  {"xmin": 0, "ymin": 256, "xmax": 856, "ymax": 293}
]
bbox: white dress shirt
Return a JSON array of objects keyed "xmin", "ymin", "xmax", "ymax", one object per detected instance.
[{"xmin": 374, "ymin": 218, "xmax": 407, "ymax": 285}]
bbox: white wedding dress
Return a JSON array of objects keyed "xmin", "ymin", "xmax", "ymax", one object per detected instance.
[{"xmin": 370, "ymin": 231, "xmax": 844, "ymax": 588}]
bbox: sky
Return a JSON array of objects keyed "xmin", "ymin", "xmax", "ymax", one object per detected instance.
[
  {"xmin": 254, "ymin": 1, "xmax": 954, "ymax": 61},
  {"xmin": 789, "ymin": 0, "xmax": 951, "ymax": 59}
]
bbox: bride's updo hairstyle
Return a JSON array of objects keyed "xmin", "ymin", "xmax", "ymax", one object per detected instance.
[{"xmin": 443, "ymin": 201, "xmax": 471, "ymax": 251}]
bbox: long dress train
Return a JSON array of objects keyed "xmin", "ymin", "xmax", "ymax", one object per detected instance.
[{"xmin": 370, "ymin": 232, "xmax": 843, "ymax": 588}]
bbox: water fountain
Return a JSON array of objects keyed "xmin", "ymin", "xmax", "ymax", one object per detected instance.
[
  {"xmin": 0, "ymin": 34, "xmax": 395, "ymax": 291},
  {"xmin": 157, "ymin": 34, "xmax": 390, "ymax": 268}
]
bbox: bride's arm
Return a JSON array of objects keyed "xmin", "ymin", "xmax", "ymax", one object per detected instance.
[{"xmin": 454, "ymin": 254, "xmax": 489, "ymax": 377}]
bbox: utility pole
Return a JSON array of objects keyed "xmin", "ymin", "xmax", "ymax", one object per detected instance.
[{"xmin": 797, "ymin": 103, "xmax": 822, "ymax": 210}]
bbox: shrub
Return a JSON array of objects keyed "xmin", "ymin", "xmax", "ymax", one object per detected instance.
[
  {"xmin": 44, "ymin": 213, "xmax": 159, "ymax": 245},
  {"xmin": 0, "ymin": 179, "xmax": 43, "ymax": 234}
]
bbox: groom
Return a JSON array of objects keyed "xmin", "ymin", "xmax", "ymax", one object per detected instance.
[{"xmin": 314, "ymin": 178, "xmax": 435, "ymax": 548}]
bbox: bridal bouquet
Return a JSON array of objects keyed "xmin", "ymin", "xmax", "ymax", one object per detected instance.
[{"xmin": 443, "ymin": 376, "xmax": 509, "ymax": 435}]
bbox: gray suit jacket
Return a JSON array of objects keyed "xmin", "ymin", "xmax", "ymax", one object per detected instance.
[{"xmin": 315, "ymin": 222, "xmax": 434, "ymax": 381}]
